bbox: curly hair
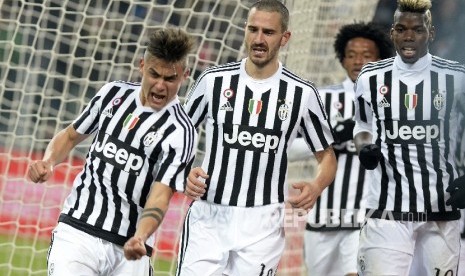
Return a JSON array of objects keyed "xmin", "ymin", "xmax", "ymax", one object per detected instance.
[{"xmin": 334, "ymin": 22, "xmax": 394, "ymax": 63}]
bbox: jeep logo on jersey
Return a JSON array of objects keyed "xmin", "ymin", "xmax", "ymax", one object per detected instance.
[
  {"xmin": 385, "ymin": 120, "xmax": 440, "ymax": 144},
  {"xmin": 223, "ymin": 124, "xmax": 281, "ymax": 153},
  {"xmin": 93, "ymin": 133, "xmax": 144, "ymax": 175}
]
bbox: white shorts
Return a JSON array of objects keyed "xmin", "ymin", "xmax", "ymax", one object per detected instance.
[
  {"xmin": 176, "ymin": 200, "xmax": 285, "ymax": 276},
  {"xmin": 304, "ymin": 230, "xmax": 359, "ymax": 275},
  {"xmin": 358, "ymin": 218, "xmax": 460, "ymax": 276},
  {"xmin": 47, "ymin": 222, "xmax": 152, "ymax": 276}
]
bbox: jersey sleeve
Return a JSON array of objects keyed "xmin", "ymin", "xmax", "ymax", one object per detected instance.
[
  {"xmin": 298, "ymin": 86, "xmax": 334, "ymax": 152},
  {"xmin": 183, "ymin": 73, "xmax": 209, "ymax": 128},
  {"xmin": 72, "ymin": 82, "xmax": 114, "ymax": 135},
  {"xmin": 154, "ymin": 108, "xmax": 198, "ymax": 192},
  {"xmin": 353, "ymin": 73, "xmax": 374, "ymax": 136}
]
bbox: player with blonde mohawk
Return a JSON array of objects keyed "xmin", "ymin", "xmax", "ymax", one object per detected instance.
[{"xmin": 353, "ymin": 0, "xmax": 465, "ymax": 275}]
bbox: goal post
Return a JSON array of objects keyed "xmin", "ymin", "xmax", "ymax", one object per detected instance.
[{"xmin": 0, "ymin": 1, "xmax": 379, "ymax": 275}]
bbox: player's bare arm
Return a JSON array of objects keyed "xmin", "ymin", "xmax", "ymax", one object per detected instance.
[
  {"xmin": 28, "ymin": 124, "xmax": 88, "ymax": 183},
  {"xmin": 124, "ymin": 182, "xmax": 174, "ymax": 260},
  {"xmin": 288, "ymin": 146, "xmax": 336, "ymax": 211},
  {"xmin": 184, "ymin": 167, "xmax": 209, "ymax": 200}
]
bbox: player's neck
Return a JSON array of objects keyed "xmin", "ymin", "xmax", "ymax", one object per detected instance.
[{"xmin": 245, "ymin": 58, "xmax": 279, "ymax": 80}]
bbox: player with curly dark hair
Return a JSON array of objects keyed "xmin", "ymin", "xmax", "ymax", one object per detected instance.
[{"xmin": 290, "ymin": 22, "xmax": 394, "ymax": 276}]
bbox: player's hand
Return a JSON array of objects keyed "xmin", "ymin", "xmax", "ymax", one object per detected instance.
[
  {"xmin": 359, "ymin": 144, "xmax": 382, "ymax": 170},
  {"xmin": 446, "ymin": 175, "xmax": 465, "ymax": 209},
  {"xmin": 333, "ymin": 118, "xmax": 355, "ymax": 144},
  {"xmin": 184, "ymin": 167, "xmax": 208, "ymax": 200},
  {"xmin": 124, "ymin": 236, "xmax": 146, "ymax": 260},
  {"xmin": 28, "ymin": 160, "xmax": 54, "ymax": 183},
  {"xmin": 287, "ymin": 181, "xmax": 323, "ymax": 211}
]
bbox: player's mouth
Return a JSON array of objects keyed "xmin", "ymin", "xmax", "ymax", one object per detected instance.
[
  {"xmin": 401, "ymin": 47, "xmax": 416, "ymax": 57},
  {"xmin": 151, "ymin": 92, "xmax": 165, "ymax": 104},
  {"xmin": 252, "ymin": 46, "xmax": 267, "ymax": 57}
]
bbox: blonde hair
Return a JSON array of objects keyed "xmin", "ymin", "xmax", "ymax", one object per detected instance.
[{"xmin": 395, "ymin": 0, "xmax": 433, "ymax": 28}]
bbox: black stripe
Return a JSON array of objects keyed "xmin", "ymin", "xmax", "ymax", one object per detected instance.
[
  {"xmin": 354, "ymin": 156, "xmax": 365, "ymax": 210},
  {"xmin": 357, "ymin": 95, "xmax": 368, "ymax": 123},
  {"xmin": 176, "ymin": 207, "xmax": 192, "ymax": 275},
  {"xmin": 339, "ymin": 154, "xmax": 352, "ymax": 210},
  {"xmin": 244, "ymin": 89, "xmax": 271, "ymax": 206},
  {"xmin": 229, "ymin": 84, "xmax": 254, "ymax": 206},
  {"xmin": 173, "ymin": 104, "xmax": 195, "ymax": 162},
  {"xmin": 156, "ymin": 146, "xmax": 177, "ymax": 182},
  {"xmin": 276, "ymin": 80, "xmax": 290, "ymax": 203},
  {"xmin": 210, "ymin": 77, "xmax": 230, "ymax": 204},
  {"xmin": 437, "ymin": 74, "xmax": 456, "ymax": 211},
  {"xmin": 110, "ymin": 102, "xmax": 138, "ymax": 233},
  {"xmin": 187, "ymin": 95, "xmax": 205, "ymax": 129},
  {"xmin": 378, "ymin": 71, "xmax": 392, "ymax": 210}
]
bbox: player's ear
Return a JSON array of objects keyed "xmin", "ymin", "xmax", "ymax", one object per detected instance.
[
  {"xmin": 139, "ymin": 57, "xmax": 144, "ymax": 73},
  {"xmin": 280, "ymin": 30, "xmax": 291, "ymax": 47},
  {"xmin": 183, "ymin": 68, "xmax": 190, "ymax": 79},
  {"xmin": 429, "ymin": 25, "xmax": 435, "ymax": 42}
]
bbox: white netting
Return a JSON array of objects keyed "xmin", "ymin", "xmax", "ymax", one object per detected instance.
[{"xmin": 0, "ymin": 0, "xmax": 378, "ymax": 275}]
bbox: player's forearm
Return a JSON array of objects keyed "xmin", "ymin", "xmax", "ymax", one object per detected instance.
[
  {"xmin": 43, "ymin": 125, "xmax": 87, "ymax": 166},
  {"xmin": 313, "ymin": 146, "xmax": 337, "ymax": 191},
  {"xmin": 133, "ymin": 208, "xmax": 167, "ymax": 242},
  {"xmin": 134, "ymin": 183, "xmax": 173, "ymax": 242}
]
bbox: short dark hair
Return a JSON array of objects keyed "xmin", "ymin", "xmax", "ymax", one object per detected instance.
[
  {"xmin": 334, "ymin": 22, "xmax": 394, "ymax": 63},
  {"xmin": 146, "ymin": 28, "xmax": 195, "ymax": 67},
  {"xmin": 250, "ymin": 0, "xmax": 289, "ymax": 32}
]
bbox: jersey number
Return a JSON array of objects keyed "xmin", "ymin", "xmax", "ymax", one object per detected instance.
[
  {"xmin": 434, "ymin": 268, "xmax": 454, "ymax": 276},
  {"xmin": 259, "ymin": 263, "xmax": 275, "ymax": 276}
]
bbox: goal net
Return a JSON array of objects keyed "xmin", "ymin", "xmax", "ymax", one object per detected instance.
[{"xmin": 0, "ymin": 0, "xmax": 379, "ymax": 275}]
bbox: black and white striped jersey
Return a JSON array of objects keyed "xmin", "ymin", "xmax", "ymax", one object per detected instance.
[
  {"xmin": 306, "ymin": 77, "xmax": 368, "ymax": 231},
  {"xmin": 354, "ymin": 54, "xmax": 465, "ymax": 221},
  {"xmin": 59, "ymin": 81, "xmax": 197, "ymax": 251},
  {"xmin": 184, "ymin": 58, "xmax": 334, "ymax": 207}
]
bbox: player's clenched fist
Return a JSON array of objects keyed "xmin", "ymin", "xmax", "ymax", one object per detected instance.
[
  {"xmin": 124, "ymin": 237, "xmax": 146, "ymax": 260},
  {"xmin": 28, "ymin": 160, "xmax": 54, "ymax": 183},
  {"xmin": 184, "ymin": 167, "xmax": 208, "ymax": 200},
  {"xmin": 288, "ymin": 181, "xmax": 323, "ymax": 211}
]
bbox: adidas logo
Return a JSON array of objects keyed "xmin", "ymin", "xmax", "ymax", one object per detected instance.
[
  {"xmin": 220, "ymin": 101, "xmax": 233, "ymax": 111},
  {"xmin": 378, "ymin": 97, "xmax": 390, "ymax": 108}
]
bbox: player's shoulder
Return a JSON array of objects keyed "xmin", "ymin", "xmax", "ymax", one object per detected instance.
[
  {"xmin": 95, "ymin": 80, "xmax": 140, "ymax": 98},
  {"xmin": 281, "ymin": 66, "xmax": 317, "ymax": 91},
  {"xmin": 359, "ymin": 57, "xmax": 395, "ymax": 78},
  {"xmin": 318, "ymin": 83, "xmax": 344, "ymax": 94},
  {"xmin": 169, "ymin": 102, "xmax": 196, "ymax": 129},
  {"xmin": 198, "ymin": 61, "xmax": 242, "ymax": 79},
  {"xmin": 99, "ymin": 80, "xmax": 140, "ymax": 94},
  {"xmin": 431, "ymin": 55, "xmax": 465, "ymax": 74}
]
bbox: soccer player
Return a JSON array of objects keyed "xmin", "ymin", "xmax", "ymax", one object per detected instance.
[
  {"xmin": 177, "ymin": 0, "xmax": 337, "ymax": 275},
  {"xmin": 353, "ymin": 0, "xmax": 465, "ymax": 275},
  {"xmin": 295, "ymin": 22, "xmax": 393, "ymax": 276},
  {"xmin": 27, "ymin": 28, "xmax": 197, "ymax": 275}
]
